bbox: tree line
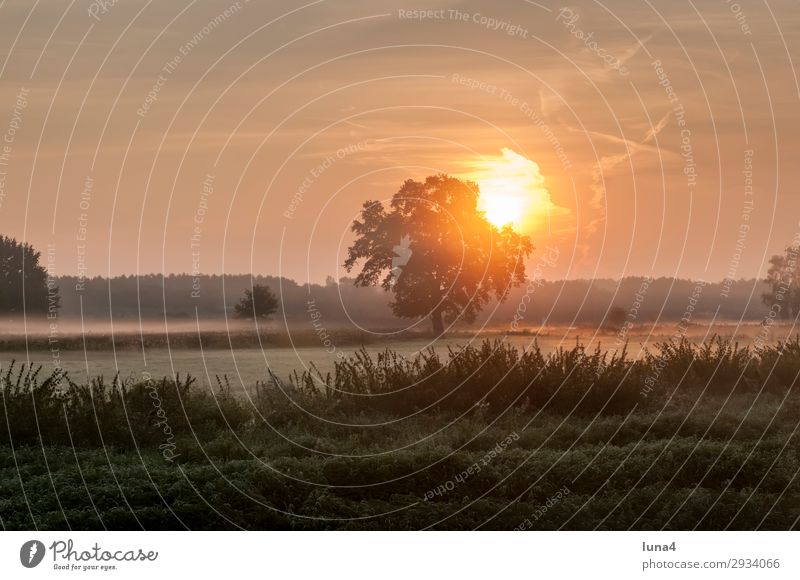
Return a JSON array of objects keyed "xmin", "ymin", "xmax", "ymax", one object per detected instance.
[{"xmin": 1, "ymin": 174, "xmax": 798, "ymax": 329}]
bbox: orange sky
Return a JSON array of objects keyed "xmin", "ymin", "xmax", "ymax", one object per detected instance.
[{"xmin": 0, "ymin": 0, "xmax": 797, "ymax": 284}]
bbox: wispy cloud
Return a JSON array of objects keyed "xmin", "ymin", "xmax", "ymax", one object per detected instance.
[{"xmin": 586, "ymin": 110, "xmax": 670, "ymax": 227}]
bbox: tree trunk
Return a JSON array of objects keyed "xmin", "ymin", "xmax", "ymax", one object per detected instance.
[{"xmin": 431, "ymin": 307, "xmax": 444, "ymax": 334}]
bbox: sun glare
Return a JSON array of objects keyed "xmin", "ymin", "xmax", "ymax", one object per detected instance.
[
  {"xmin": 473, "ymin": 148, "xmax": 553, "ymax": 231},
  {"xmin": 480, "ymin": 184, "xmax": 525, "ymax": 228}
]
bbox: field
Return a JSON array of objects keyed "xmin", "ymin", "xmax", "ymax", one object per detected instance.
[
  {"xmin": 2, "ymin": 334, "xmax": 800, "ymax": 530},
  {"xmin": 0, "ymin": 319, "xmax": 794, "ymax": 385}
]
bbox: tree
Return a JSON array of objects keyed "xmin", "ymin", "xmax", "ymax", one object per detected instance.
[
  {"xmin": 344, "ymin": 174, "xmax": 533, "ymax": 333},
  {"xmin": 0, "ymin": 235, "xmax": 59, "ymax": 314},
  {"xmin": 604, "ymin": 306, "xmax": 628, "ymax": 332},
  {"xmin": 762, "ymin": 242, "xmax": 800, "ymax": 318},
  {"xmin": 234, "ymin": 283, "xmax": 279, "ymax": 319}
]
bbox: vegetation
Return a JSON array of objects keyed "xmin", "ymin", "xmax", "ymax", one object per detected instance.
[
  {"xmin": 0, "ymin": 235, "xmax": 59, "ymax": 314},
  {"xmin": 344, "ymin": 175, "xmax": 533, "ymax": 333},
  {"xmin": 2, "ymin": 337, "xmax": 800, "ymax": 530},
  {"xmin": 33, "ymin": 273, "xmax": 774, "ymax": 325},
  {"xmin": 234, "ymin": 283, "xmax": 279, "ymax": 320},
  {"xmin": 762, "ymin": 241, "xmax": 800, "ymax": 317}
]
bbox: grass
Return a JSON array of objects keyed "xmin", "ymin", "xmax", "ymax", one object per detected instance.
[{"xmin": 1, "ymin": 337, "xmax": 800, "ymax": 530}]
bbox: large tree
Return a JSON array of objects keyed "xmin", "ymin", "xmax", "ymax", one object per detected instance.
[
  {"xmin": 0, "ymin": 235, "xmax": 58, "ymax": 314},
  {"xmin": 762, "ymin": 243, "xmax": 800, "ymax": 318},
  {"xmin": 344, "ymin": 174, "xmax": 533, "ymax": 333}
]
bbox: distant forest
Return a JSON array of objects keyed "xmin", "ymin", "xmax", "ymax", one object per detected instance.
[{"xmin": 51, "ymin": 274, "xmax": 773, "ymax": 328}]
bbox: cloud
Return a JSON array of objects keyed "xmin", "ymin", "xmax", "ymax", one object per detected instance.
[
  {"xmin": 467, "ymin": 148, "xmax": 574, "ymax": 237},
  {"xmin": 584, "ymin": 110, "xmax": 671, "ymax": 236}
]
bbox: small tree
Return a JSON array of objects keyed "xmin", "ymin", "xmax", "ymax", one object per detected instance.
[
  {"xmin": 234, "ymin": 283, "xmax": 278, "ymax": 319},
  {"xmin": 344, "ymin": 174, "xmax": 533, "ymax": 333},
  {"xmin": 604, "ymin": 306, "xmax": 628, "ymax": 332},
  {"xmin": 762, "ymin": 243, "xmax": 800, "ymax": 318},
  {"xmin": 0, "ymin": 235, "xmax": 58, "ymax": 314}
]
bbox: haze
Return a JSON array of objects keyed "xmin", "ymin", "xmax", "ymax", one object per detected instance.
[{"xmin": 0, "ymin": 0, "xmax": 797, "ymax": 284}]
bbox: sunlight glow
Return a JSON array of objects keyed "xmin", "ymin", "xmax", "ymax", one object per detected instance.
[{"xmin": 473, "ymin": 148, "xmax": 554, "ymax": 231}]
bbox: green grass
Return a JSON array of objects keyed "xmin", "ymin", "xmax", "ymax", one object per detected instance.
[{"xmin": 1, "ymin": 337, "xmax": 800, "ymax": 530}]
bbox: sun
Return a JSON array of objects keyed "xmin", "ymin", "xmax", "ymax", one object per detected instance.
[
  {"xmin": 479, "ymin": 177, "xmax": 527, "ymax": 229},
  {"xmin": 471, "ymin": 148, "xmax": 553, "ymax": 231}
]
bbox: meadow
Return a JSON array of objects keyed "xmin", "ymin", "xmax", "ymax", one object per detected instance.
[
  {"xmin": 1, "ymin": 336, "xmax": 800, "ymax": 530},
  {"xmin": 0, "ymin": 319, "xmax": 788, "ymax": 385}
]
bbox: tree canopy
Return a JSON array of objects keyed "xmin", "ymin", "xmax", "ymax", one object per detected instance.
[
  {"xmin": 344, "ymin": 174, "xmax": 533, "ymax": 333},
  {"xmin": 762, "ymin": 242, "xmax": 800, "ymax": 318},
  {"xmin": 233, "ymin": 283, "xmax": 279, "ymax": 320},
  {"xmin": 0, "ymin": 235, "xmax": 58, "ymax": 314}
]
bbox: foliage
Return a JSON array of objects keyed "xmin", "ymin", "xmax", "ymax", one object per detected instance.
[
  {"xmin": 0, "ymin": 235, "xmax": 58, "ymax": 314},
  {"xmin": 2, "ymin": 336, "xmax": 800, "ymax": 447},
  {"xmin": 762, "ymin": 241, "xmax": 800, "ymax": 318},
  {"xmin": 344, "ymin": 175, "xmax": 533, "ymax": 333},
  {"xmin": 292, "ymin": 335, "xmax": 800, "ymax": 415},
  {"xmin": 234, "ymin": 283, "xmax": 279, "ymax": 319},
  {"xmin": 0, "ymin": 362, "xmax": 248, "ymax": 448},
  {"xmin": 1, "ymin": 399, "xmax": 799, "ymax": 530},
  {"xmin": 603, "ymin": 306, "xmax": 627, "ymax": 331},
  {"xmin": 3, "ymin": 337, "xmax": 800, "ymax": 530},
  {"xmin": 41, "ymin": 272, "xmax": 777, "ymax": 325}
]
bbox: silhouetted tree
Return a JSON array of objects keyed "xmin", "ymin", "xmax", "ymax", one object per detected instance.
[
  {"xmin": 762, "ymin": 243, "xmax": 800, "ymax": 318},
  {"xmin": 234, "ymin": 283, "xmax": 279, "ymax": 319},
  {"xmin": 0, "ymin": 235, "xmax": 59, "ymax": 314},
  {"xmin": 344, "ymin": 174, "xmax": 533, "ymax": 333},
  {"xmin": 604, "ymin": 306, "xmax": 628, "ymax": 331}
]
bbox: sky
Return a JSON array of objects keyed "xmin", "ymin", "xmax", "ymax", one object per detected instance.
[{"xmin": 0, "ymin": 0, "xmax": 797, "ymax": 284}]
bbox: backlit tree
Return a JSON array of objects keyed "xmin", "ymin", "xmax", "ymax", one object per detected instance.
[{"xmin": 344, "ymin": 175, "xmax": 533, "ymax": 333}]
